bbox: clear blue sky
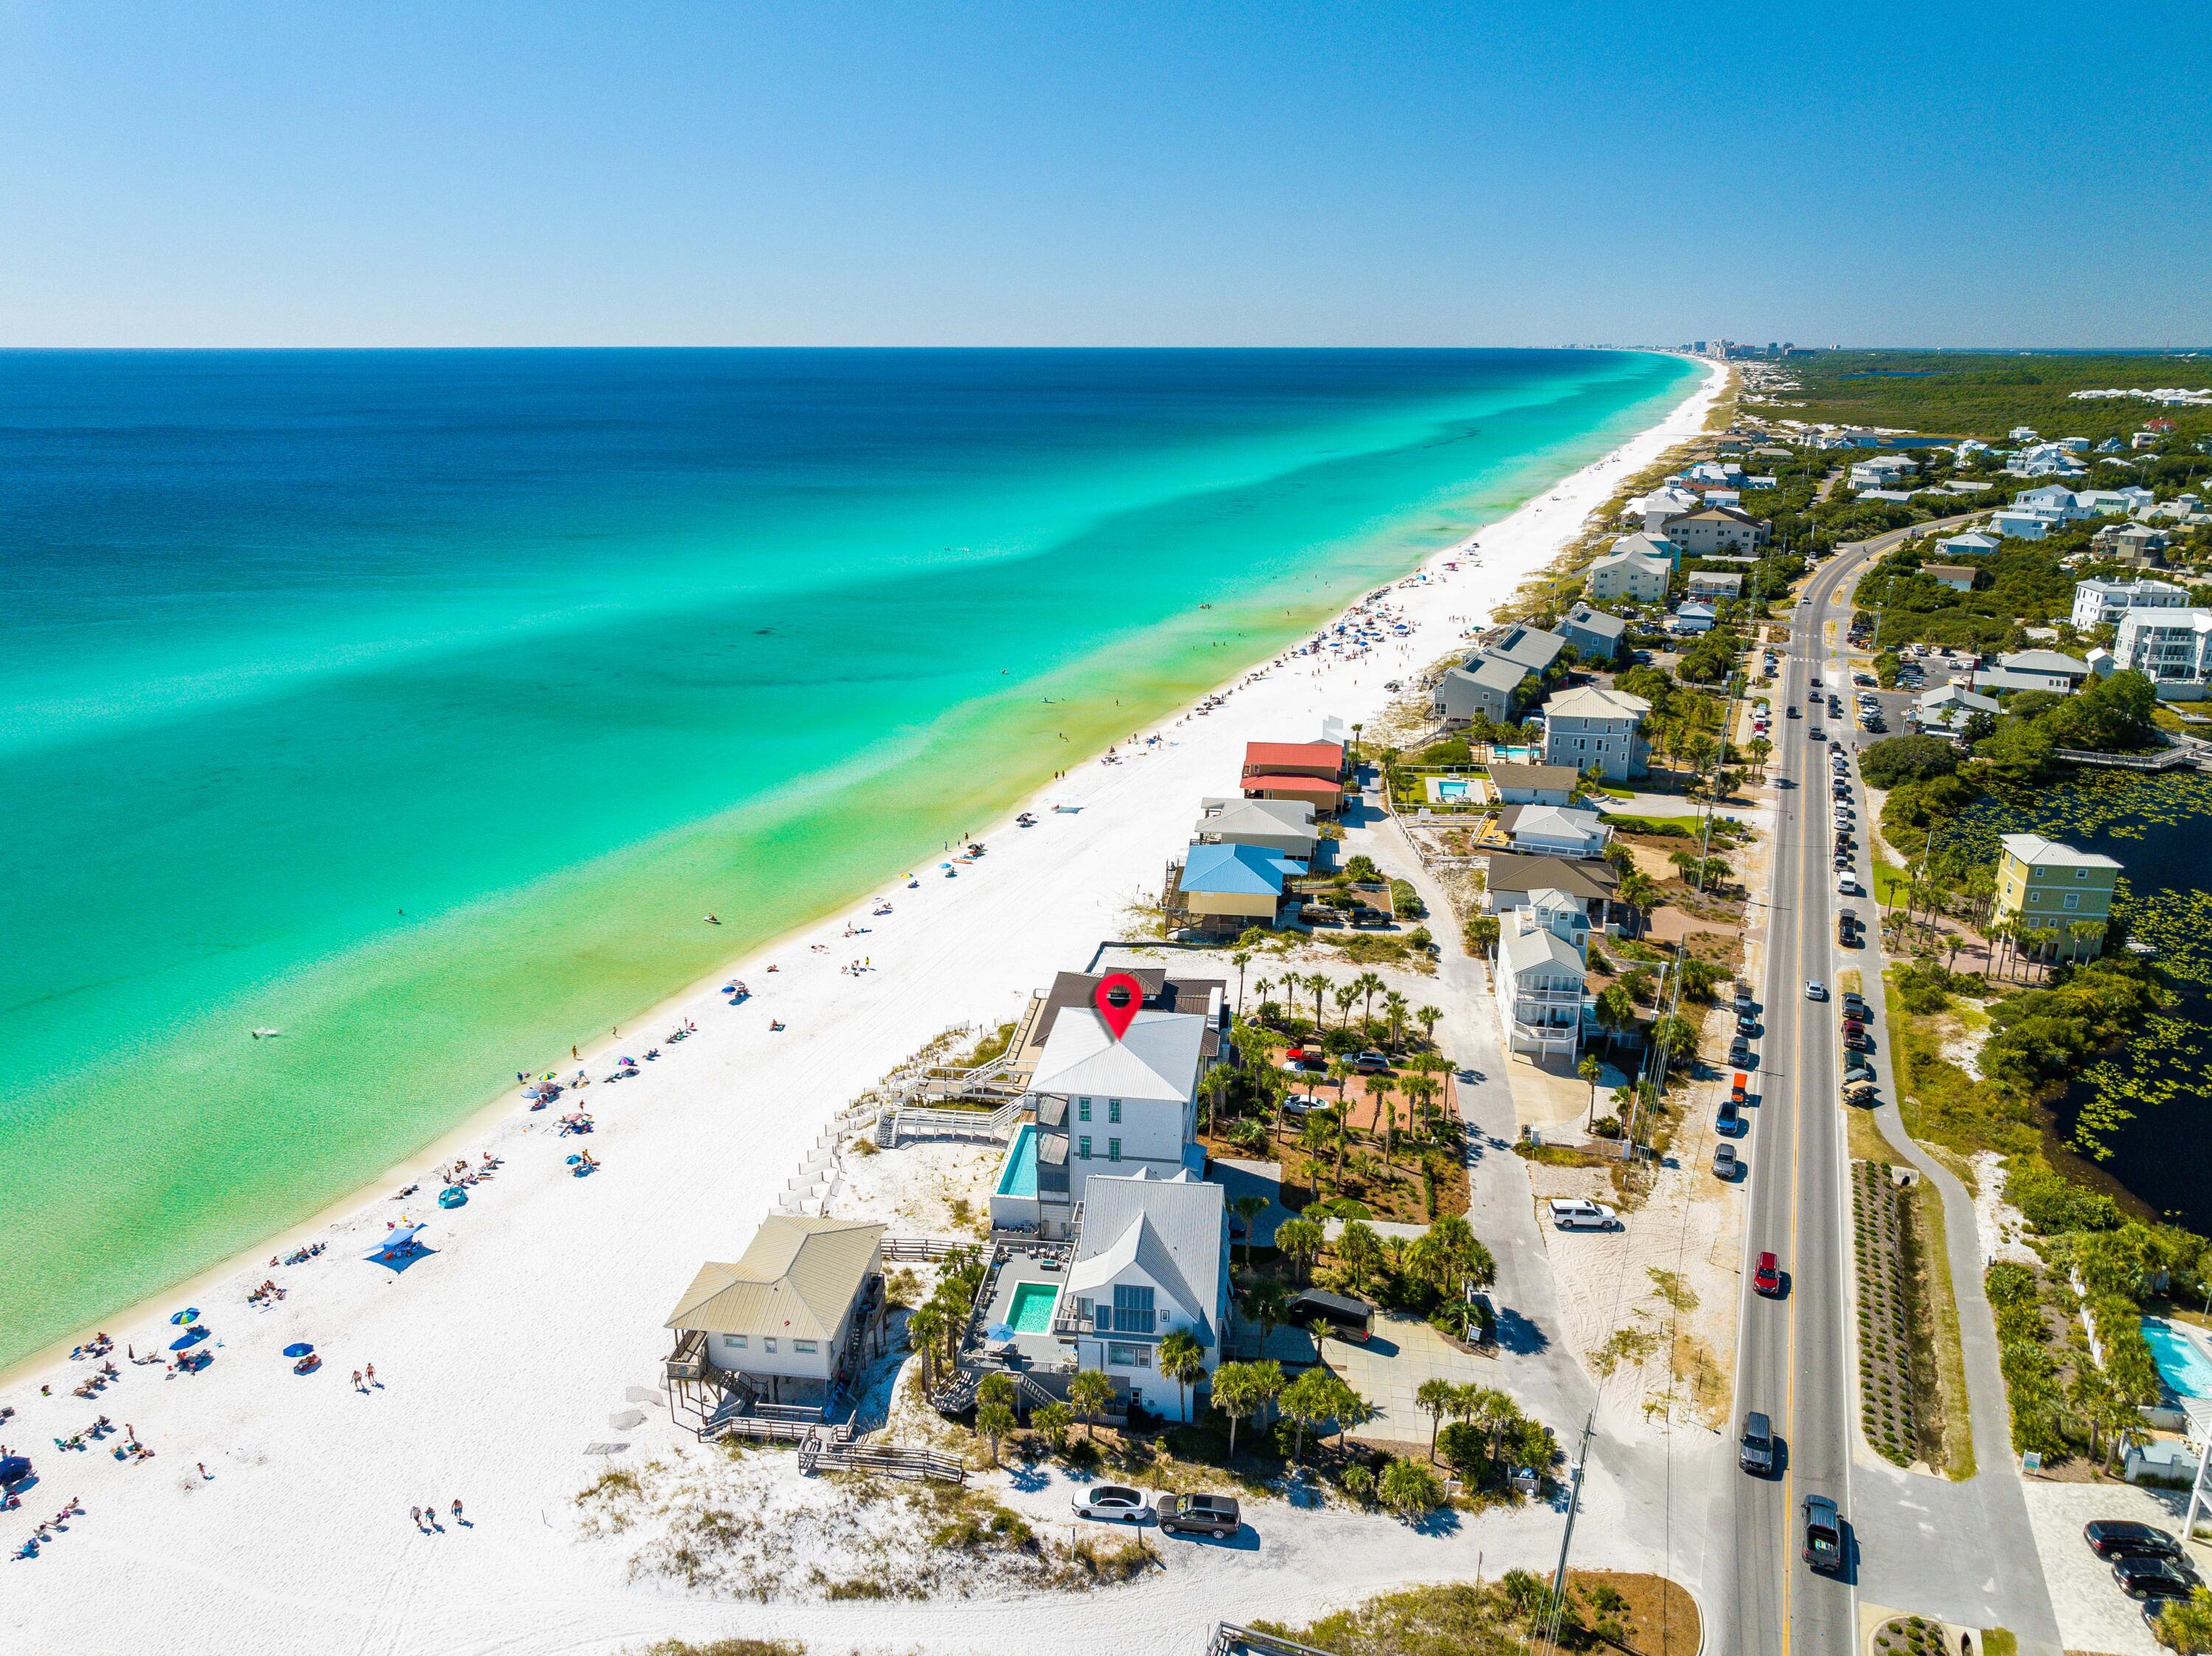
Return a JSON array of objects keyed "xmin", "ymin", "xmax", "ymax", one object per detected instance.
[{"xmin": 4, "ymin": 1, "xmax": 2208, "ymax": 347}]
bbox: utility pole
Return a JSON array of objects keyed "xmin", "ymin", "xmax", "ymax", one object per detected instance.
[{"xmin": 1541, "ymin": 1410, "xmax": 1599, "ymax": 1650}]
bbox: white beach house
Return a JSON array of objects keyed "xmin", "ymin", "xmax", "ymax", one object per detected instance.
[
  {"xmin": 663, "ymin": 1217, "xmax": 887, "ymax": 1412},
  {"xmin": 1055, "ymin": 1168, "xmax": 1229, "ymax": 1422},
  {"xmin": 2115, "ymin": 608, "xmax": 2212, "ymax": 687},
  {"xmin": 1493, "ymin": 896, "xmax": 1591, "ymax": 1062}
]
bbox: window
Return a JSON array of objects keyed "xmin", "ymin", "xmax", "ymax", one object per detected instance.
[
  {"xmin": 2063, "ymin": 893, "xmax": 2079, "ymax": 911},
  {"xmin": 1078, "ymin": 1135, "xmax": 1092, "ymax": 1161},
  {"xmin": 793, "ymin": 1340, "xmax": 818, "ymax": 1354},
  {"xmin": 1111, "ymin": 1285, "xmax": 1155, "ymax": 1333},
  {"xmin": 1107, "ymin": 1099, "xmax": 1121, "ymax": 1124},
  {"xmin": 1106, "ymin": 1342, "xmax": 1152, "ymax": 1369},
  {"xmin": 1077, "ymin": 1099, "xmax": 1091, "ymax": 1122},
  {"xmin": 1107, "ymin": 1138, "xmax": 1121, "ymax": 1162},
  {"xmin": 727, "ymin": 1335, "xmax": 748, "ymax": 1350},
  {"xmin": 2076, "ymin": 869, "xmax": 2089, "ymax": 880},
  {"xmin": 764, "ymin": 1337, "xmax": 778, "ymax": 1353}
]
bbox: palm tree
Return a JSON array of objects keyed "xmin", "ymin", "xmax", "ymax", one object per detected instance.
[
  {"xmin": 1158, "ymin": 1329, "xmax": 1206, "ymax": 1422},
  {"xmin": 1416, "ymin": 1376, "xmax": 1457, "ymax": 1460},
  {"xmin": 1416, "ymin": 1004, "xmax": 1441, "ymax": 1046},
  {"xmin": 1242, "ymin": 1277, "xmax": 1291, "ymax": 1349},
  {"xmin": 1231, "ymin": 950, "xmax": 1253, "ymax": 1014},
  {"xmin": 1067, "ymin": 1369, "xmax": 1114, "ymax": 1440},
  {"xmin": 1356, "ymin": 971, "xmax": 1386, "ymax": 1029},
  {"xmin": 1383, "ymin": 989, "xmax": 1409, "ymax": 1048},
  {"xmin": 1594, "ymin": 984, "xmax": 1637, "ymax": 1055},
  {"xmin": 1368, "ymin": 1075, "xmax": 1399, "ymax": 1168},
  {"xmin": 1230, "ymin": 1194, "xmax": 1270, "ymax": 1263},
  {"xmin": 905, "ymin": 1301, "xmax": 948, "ymax": 1387},
  {"xmin": 1578, "ymin": 1054, "xmax": 1604, "ymax": 1130},
  {"xmin": 1334, "ymin": 982, "xmax": 1360, "ymax": 1030},
  {"xmin": 1274, "ymin": 1216, "xmax": 1325, "ymax": 1284},
  {"xmin": 2068, "ymin": 919, "xmax": 2104, "ymax": 964}
]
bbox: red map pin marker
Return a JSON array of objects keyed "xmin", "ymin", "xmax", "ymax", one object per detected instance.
[{"xmin": 1093, "ymin": 972, "xmax": 1143, "ymax": 1041}]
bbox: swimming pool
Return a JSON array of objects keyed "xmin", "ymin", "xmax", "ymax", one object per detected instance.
[
  {"xmin": 1424, "ymin": 776, "xmax": 1478, "ymax": 804},
  {"xmin": 2143, "ymin": 1317, "xmax": 2212, "ymax": 1399},
  {"xmin": 995, "ymin": 1124, "xmax": 1038, "ymax": 1199},
  {"xmin": 1008, "ymin": 1280, "xmax": 1060, "ymax": 1335}
]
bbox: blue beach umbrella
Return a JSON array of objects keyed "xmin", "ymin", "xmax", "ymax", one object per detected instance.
[
  {"xmin": 283, "ymin": 1343, "xmax": 314, "ymax": 1358},
  {"xmin": 170, "ymin": 1326, "xmax": 209, "ymax": 1351},
  {"xmin": 984, "ymin": 1323, "xmax": 1016, "ymax": 1344},
  {"xmin": 169, "ymin": 1308, "xmax": 199, "ymax": 1326}
]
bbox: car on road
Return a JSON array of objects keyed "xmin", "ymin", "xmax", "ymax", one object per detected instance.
[
  {"xmin": 1786, "ymin": 704, "xmax": 1799, "ymax": 718},
  {"xmin": 1548, "ymin": 1197, "xmax": 1621, "ymax": 1231},
  {"xmin": 1072, "ymin": 1485, "xmax": 1152, "ymax": 1523},
  {"xmin": 1739, "ymin": 1410, "xmax": 1777, "ymax": 1475},
  {"xmin": 1803, "ymin": 1495, "xmax": 1845, "ymax": 1573},
  {"xmin": 2085, "ymin": 1520, "xmax": 2185, "ymax": 1563},
  {"xmin": 1805, "ymin": 981, "xmax": 1827, "ymax": 1001},
  {"xmin": 1713, "ymin": 1142, "xmax": 1742, "ymax": 1180},
  {"xmin": 1352, "ymin": 1049, "xmax": 1392, "ymax": 1074},
  {"xmin": 1754, "ymin": 1253, "xmax": 1783, "ymax": 1295},
  {"xmin": 1156, "ymin": 1492, "xmax": 1241, "ymax": 1537},
  {"xmin": 2114, "ymin": 1555, "xmax": 2199, "ymax": 1602},
  {"xmin": 1809, "ymin": 726, "xmax": 1825, "ymax": 741}
]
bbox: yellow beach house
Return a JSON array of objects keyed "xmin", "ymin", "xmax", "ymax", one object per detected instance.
[{"xmin": 1991, "ymin": 833, "xmax": 2121, "ymax": 961}]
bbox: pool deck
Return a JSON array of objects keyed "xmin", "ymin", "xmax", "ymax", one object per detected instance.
[{"xmin": 976, "ymin": 1250, "xmax": 1072, "ymax": 1372}]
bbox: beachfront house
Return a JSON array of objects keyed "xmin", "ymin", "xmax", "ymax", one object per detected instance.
[
  {"xmin": 663, "ymin": 1217, "xmax": 886, "ymax": 1413},
  {"xmin": 1558, "ymin": 603, "xmax": 1627, "ymax": 665},
  {"xmin": 1584, "ymin": 548, "xmax": 1672, "ymax": 604},
  {"xmin": 2114, "ymin": 608, "xmax": 2212, "ymax": 686},
  {"xmin": 1054, "ymin": 1168, "xmax": 1230, "ymax": 1422},
  {"xmin": 1493, "ymin": 900, "xmax": 1590, "ymax": 1062},
  {"xmin": 1658, "ymin": 504, "xmax": 1769, "ymax": 554},
  {"xmin": 1486, "ymin": 761, "xmax": 1579, "ymax": 807},
  {"xmin": 1239, "ymin": 740, "xmax": 1346, "ymax": 815},
  {"xmin": 1433, "ymin": 654, "xmax": 1532, "ymax": 726},
  {"xmin": 1991, "ymin": 834, "xmax": 2120, "ymax": 961},
  {"xmin": 1540, "ymin": 684, "xmax": 1650, "ymax": 782},
  {"xmin": 1621, "ymin": 487, "xmax": 1700, "ymax": 535},
  {"xmin": 1484, "ymin": 851, "xmax": 1620, "ymax": 930},
  {"xmin": 1166, "ymin": 841, "xmax": 1305, "ymax": 935},
  {"xmin": 1935, "ymin": 531, "xmax": 2002, "ymax": 558},
  {"xmin": 1006, "ymin": 969, "xmax": 1225, "ymax": 1085},
  {"xmin": 1486, "ymin": 623, "xmax": 1568, "ymax": 677},
  {"xmin": 1491, "ymin": 802, "xmax": 1610, "ymax": 860},
  {"xmin": 1685, "ymin": 570, "xmax": 1744, "ymax": 601},
  {"xmin": 998, "ymin": 1005, "xmax": 1208, "ymax": 1236},
  {"xmin": 1192, "ymin": 796, "xmax": 1320, "ymax": 861}
]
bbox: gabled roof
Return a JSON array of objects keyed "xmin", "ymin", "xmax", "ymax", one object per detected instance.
[
  {"xmin": 1500, "ymin": 922, "xmax": 1586, "ymax": 976},
  {"xmin": 1997, "ymin": 650, "xmax": 2090, "ymax": 675},
  {"xmin": 664, "ymin": 1217, "xmax": 884, "ymax": 1339},
  {"xmin": 1498, "ymin": 803, "xmax": 1607, "ymax": 843},
  {"xmin": 1486, "ymin": 852, "xmax": 1618, "ymax": 900},
  {"xmin": 1197, "ymin": 796, "xmax": 1317, "ymax": 835},
  {"xmin": 1180, "ymin": 841, "xmax": 1304, "ymax": 897},
  {"xmin": 1611, "ymin": 532, "xmax": 1678, "ymax": 561},
  {"xmin": 1998, "ymin": 833, "xmax": 2121, "ymax": 872},
  {"xmin": 1486, "ymin": 625, "xmax": 1567, "ymax": 674},
  {"xmin": 1240, "ymin": 773, "xmax": 1341, "ymax": 799},
  {"xmin": 1065, "ymin": 1169, "xmax": 1225, "ymax": 1347},
  {"xmin": 1543, "ymin": 684, "xmax": 1651, "ymax": 722},
  {"xmin": 1461, "ymin": 655, "xmax": 1531, "ymax": 692},
  {"xmin": 1562, "ymin": 604, "xmax": 1627, "ymax": 639},
  {"xmin": 1661, "ymin": 504, "xmax": 1761, "ymax": 527},
  {"xmin": 1032, "ymin": 1007, "xmax": 1207, "ymax": 1104},
  {"xmin": 1242, "ymin": 740, "xmax": 1343, "ymax": 774}
]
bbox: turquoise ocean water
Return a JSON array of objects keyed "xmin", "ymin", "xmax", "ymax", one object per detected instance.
[{"xmin": 0, "ymin": 348, "xmax": 1696, "ymax": 1365}]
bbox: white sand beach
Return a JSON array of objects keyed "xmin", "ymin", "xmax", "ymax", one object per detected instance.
[{"xmin": 2, "ymin": 365, "xmax": 1723, "ymax": 1655}]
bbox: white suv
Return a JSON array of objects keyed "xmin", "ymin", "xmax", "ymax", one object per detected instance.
[{"xmin": 1548, "ymin": 1197, "xmax": 1621, "ymax": 1231}]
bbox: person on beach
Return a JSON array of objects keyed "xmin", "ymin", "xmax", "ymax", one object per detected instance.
[
  {"xmin": 198, "ymin": 1462, "xmax": 211, "ymax": 1479},
  {"xmin": 451, "ymin": 1498, "xmax": 465, "ymax": 1524},
  {"xmin": 352, "ymin": 1370, "xmax": 362, "ymax": 1391},
  {"xmin": 411, "ymin": 1505, "xmax": 422, "ymax": 1529},
  {"xmin": 365, "ymin": 1363, "xmax": 377, "ymax": 1388}
]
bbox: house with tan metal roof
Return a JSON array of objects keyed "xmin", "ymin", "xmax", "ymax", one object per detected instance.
[{"xmin": 664, "ymin": 1216, "xmax": 886, "ymax": 1410}]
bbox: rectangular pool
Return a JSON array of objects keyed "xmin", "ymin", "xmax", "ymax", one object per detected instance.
[
  {"xmin": 1008, "ymin": 1280, "xmax": 1060, "ymax": 1335},
  {"xmin": 2143, "ymin": 1317, "xmax": 2212, "ymax": 1399},
  {"xmin": 995, "ymin": 1124, "xmax": 1038, "ymax": 1199}
]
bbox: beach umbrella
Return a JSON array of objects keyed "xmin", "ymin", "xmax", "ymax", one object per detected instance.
[
  {"xmin": 169, "ymin": 1308, "xmax": 199, "ymax": 1326},
  {"xmin": 282, "ymin": 1343, "xmax": 314, "ymax": 1359},
  {"xmin": 170, "ymin": 1326, "xmax": 209, "ymax": 1351},
  {"xmin": 984, "ymin": 1323, "xmax": 1016, "ymax": 1344}
]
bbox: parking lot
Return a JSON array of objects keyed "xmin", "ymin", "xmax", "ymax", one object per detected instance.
[{"xmin": 2022, "ymin": 1478, "xmax": 2210, "ymax": 1655}]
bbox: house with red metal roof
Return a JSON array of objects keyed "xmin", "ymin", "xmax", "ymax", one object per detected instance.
[{"xmin": 1238, "ymin": 740, "xmax": 1346, "ymax": 814}]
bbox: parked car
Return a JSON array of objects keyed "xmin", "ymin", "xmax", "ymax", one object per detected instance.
[
  {"xmin": 1842, "ymin": 1080, "xmax": 1879, "ymax": 1106},
  {"xmin": 1836, "ymin": 873, "xmax": 1860, "ymax": 896},
  {"xmin": 1843, "ymin": 1062, "xmax": 1877, "ymax": 1088},
  {"xmin": 1843, "ymin": 996, "xmax": 1869, "ymax": 1021},
  {"xmin": 1156, "ymin": 1492, "xmax": 1242, "ymax": 1538},
  {"xmin": 2085, "ymin": 1520, "xmax": 2185, "ymax": 1563},
  {"xmin": 1803, "ymin": 1495, "xmax": 1844, "ymax": 1573},
  {"xmin": 1729, "ymin": 1036, "xmax": 1753, "ymax": 1067},
  {"xmin": 1713, "ymin": 1142, "xmax": 1742, "ymax": 1180},
  {"xmin": 1288, "ymin": 1288, "xmax": 1374, "ymax": 1341},
  {"xmin": 1739, "ymin": 1410, "xmax": 1777, "ymax": 1475},
  {"xmin": 2114, "ymin": 1555, "xmax": 2199, "ymax": 1602},
  {"xmin": 1731, "ymin": 1071, "xmax": 1750, "ymax": 1104},
  {"xmin": 1736, "ymin": 1013, "xmax": 1759, "ymax": 1035},
  {"xmin": 1548, "ymin": 1197, "xmax": 1621, "ymax": 1231},
  {"xmin": 1717, "ymin": 1099, "xmax": 1744, "ymax": 1135},
  {"xmin": 1352, "ymin": 1049, "xmax": 1392, "ymax": 1074},
  {"xmin": 1072, "ymin": 1486, "xmax": 1152, "ymax": 1523},
  {"xmin": 1754, "ymin": 1252, "xmax": 1783, "ymax": 1296}
]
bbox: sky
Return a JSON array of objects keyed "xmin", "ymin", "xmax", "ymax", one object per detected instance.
[{"xmin": 2, "ymin": 1, "xmax": 2209, "ymax": 349}]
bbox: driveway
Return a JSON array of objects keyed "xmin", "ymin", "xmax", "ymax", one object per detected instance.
[{"xmin": 1327, "ymin": 1312, "xmax": 1498, "ymax": 1449}]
